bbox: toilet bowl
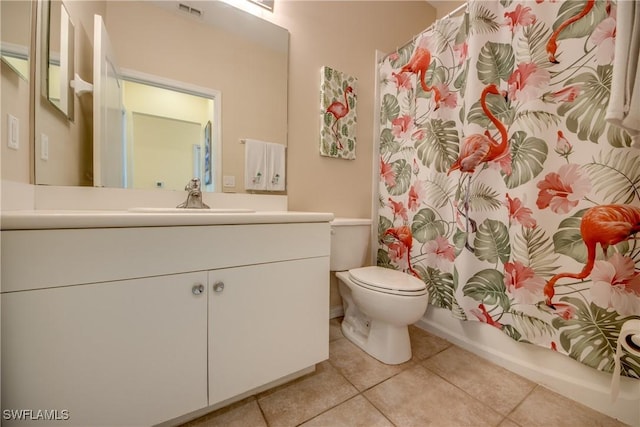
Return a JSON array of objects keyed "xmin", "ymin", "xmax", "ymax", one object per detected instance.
[{"xmin": 331, "ymin": 218, "xmax": 429, "ymax": 365}]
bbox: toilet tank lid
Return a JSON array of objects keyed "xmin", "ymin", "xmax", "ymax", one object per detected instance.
[{"xmin": 331, "ymin": 217, "xmax": 372, "ymax": 226}]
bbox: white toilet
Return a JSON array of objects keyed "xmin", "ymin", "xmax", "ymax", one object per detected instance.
[{"xmin": 331, "ymin": 218, "xmax": 429, "ymax": 365}]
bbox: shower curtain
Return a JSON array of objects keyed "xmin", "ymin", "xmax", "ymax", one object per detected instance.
[{"xmin": 377, "ymin": 0, "xmax": 640, "ymax": 378}]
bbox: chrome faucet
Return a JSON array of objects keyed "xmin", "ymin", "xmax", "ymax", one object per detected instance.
[{"xmin": 177, "ymin": 178, "xmax": 210, "ymax": 209}]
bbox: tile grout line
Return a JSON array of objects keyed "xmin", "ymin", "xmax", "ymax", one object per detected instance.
[
  {"xmin": 326, "ymin": 330, "xmax": 462, "ymax": 427},
  {"xmin": 322, "ymin": 335, "xmax": 418, "ymax": 426},
  {"xmin": 502, "ymin": 383, "xmax": 539, "ymax": 425},
  {"xmin": 359, "ymin": 389, "xmax": 399, "ymax": 427},
  {"xmin": 418, "ymin": 362, "xmax": 506, "ymax": 421},
  {"xmin": 255, "ymin": 396, "xmax": 272, "ymax": 427}
]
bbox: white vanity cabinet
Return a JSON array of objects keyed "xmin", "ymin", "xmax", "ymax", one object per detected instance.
[
  {"xmin": 2, "ymin": 272, "xmax": 209, "ymax": 426},
  {"xmin": 208, "ymin": 257, "xmax": 328, "ymax": 405},
  {"xmin": 1, "ymin": 216, "xmax": 331, "ymax": 426}
]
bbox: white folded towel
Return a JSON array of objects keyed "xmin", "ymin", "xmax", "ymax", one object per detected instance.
[
  {"xmin": 266, "ymin": 143, "xmax": 286, "ymax": 191},
  {"xmin": 244, "ymin": 139, "xmax": 267, "ymax": 191}
]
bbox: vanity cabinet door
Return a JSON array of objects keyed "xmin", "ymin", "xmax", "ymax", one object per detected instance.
[
  {"xmin": 2, "ymin": 272, "xmax": 209, "ymax": 426},
  {"xmin": 208, "ymin": 257, "xmax": 329, "ymax": 405}
]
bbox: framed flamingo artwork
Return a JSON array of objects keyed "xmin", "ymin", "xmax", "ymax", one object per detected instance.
[{"xmin": 320, "ymin": 66, "xmax": 357, "ymax": 159}]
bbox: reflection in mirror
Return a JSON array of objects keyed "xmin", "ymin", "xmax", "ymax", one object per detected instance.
[
  {"xmin": 44, "ymin": 0, "xmax": 74, "ymax": 119},
  {"xmin": 0, "ymin": 0, "xmax": 32, "ymax": 81},
  {"xmin": 34, "ymin": 1, "xmax": 288, "ymax": 193},
  {"xmin": 121, "ymin": 77, "xmax": 219, "ymax": 192}
]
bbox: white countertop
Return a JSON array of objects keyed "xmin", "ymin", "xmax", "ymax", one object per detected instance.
[{"xmin": 1, "ymin": 210, "xmax": 335, "ymax": 230}]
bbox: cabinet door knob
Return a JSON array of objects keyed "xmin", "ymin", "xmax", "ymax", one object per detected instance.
[
  {"xmin": 213, "ymin": 281, "xmax": 225, "ymax": 293},
  {"xmin": 192, "ymin": 283, "xmax": 205, "ymax": 295}
]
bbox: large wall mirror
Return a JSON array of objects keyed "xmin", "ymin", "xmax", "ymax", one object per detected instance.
[{"xmin": 34, "ymin": 0, "xmax": 289, "ymax": 193}]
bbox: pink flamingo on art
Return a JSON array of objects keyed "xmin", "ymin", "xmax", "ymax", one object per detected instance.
[
  {"xmin": 326, "ymin": 86, "xmax": 354, "ymax": 150},
  {"xmin": 447, "ymin": 84, "xmax": 509, "ymax": 251},
  {"xmin": 395, "ymin": 45, "xmax": 442, "ymax": 109},
  {"xmin": 546, "ymin": 0, "xmax": 595, "ymax": 64},
  {"xmin": 544, "ymin": 204, "xmax": 640, "ymax": 308}
]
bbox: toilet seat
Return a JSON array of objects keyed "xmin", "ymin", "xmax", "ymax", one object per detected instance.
[{"xmin": 348, "ymin": 266, "xmax": 427, "ymax": 296}]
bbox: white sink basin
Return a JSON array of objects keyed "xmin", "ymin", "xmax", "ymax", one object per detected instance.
[{"xmin": 128, "ymin": 207, "xmax": 255, "ymax": 213}]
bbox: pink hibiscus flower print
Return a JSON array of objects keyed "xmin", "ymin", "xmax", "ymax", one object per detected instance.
[
  {"xmin": 391, "ymin": 115, "xmax": 415, "ymax": 139},
  {"xmin": 453, "ymin": 42, "xmax": 468, "ymax": 65},
  {"xmin": 433, "ymin": 83, "xmax": 457, "ymax": 109},
  {"xmin": 424, "ymin": 236, "xmax": 455, "ymax": 271},
  {"xmin": 411, "ymin": 128, "xmax": 425, "ymax": 141},
  {"xmin": 588, "ymin": 9, "xmax": 616, "ymax": 65},
  {"xmin": 504, "ymin": 261, "xmax": 545, "ymax": 304},
  {"xmin": 550, "ymin": 303, "xmax": 575, "ymax": 320},
  {"xmin": 387, "ymin": 241, "xmax": 409, "ymax": 271},
  {"xmin": 552, "ymin": 85, "xmax": 581, "ymax": 103},
  {"xmin": 412, "ymin": 158, "xmax": 420, "ymax": 175},
  {"xmin": 505, "ymin": 194, "xmax": 536, "ymax": 228},
  {"xmin": 392, "ymin": 71, "xmax": 412, "ymax": 91},
  {"xmin": 536, "ymin": 164, "xmax": 592, "ymax": 214},
  {"xmin": 493, "ymin": 150, "xmax": 513, "ymax": 176},
  {"xmin": 408, "ymin": 180, "xmax": 425, "ymax": 212},
  {"xmin": 504, "ymin": 4, "xmax": 537, "ymax": 33},
  {"xmin": 388, "ymin": 198, "xmax": 408, "ymax": 222},
  {"xmin": 554, "ymin": 130, "xmax": 573, "ymax": 158},
  {"xmin": 380, "ymin": 157, "xmax": 396, "ymax": 188},
  {"xmin": 508, "ymin": 62, "xmax": 550, "ymax": 103},
  {"xmin": 591, "ymin": 253, "xmax": 640, "ymax": 316}
]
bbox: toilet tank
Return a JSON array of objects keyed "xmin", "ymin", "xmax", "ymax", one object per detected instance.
[{"xmin": 330, "ymin": 218, "xmax": 372, "ymax": 271}]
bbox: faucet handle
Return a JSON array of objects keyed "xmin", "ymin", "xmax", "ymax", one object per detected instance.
[{"xmin": 185, "ymin": 178, "xmax": 201, "ymax": 191}]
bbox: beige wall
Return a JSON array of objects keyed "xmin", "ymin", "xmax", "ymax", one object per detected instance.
[
  {"xmin": 2, "ymin": 61, "xmax": 31, "ymax": 184},
  {"xmin": 428, "ymin": 0, "xmax": 466, "ymax": 19},
  {"xmin": 267, "ymin": 1, "xmax": 436, "ymax": 218}
]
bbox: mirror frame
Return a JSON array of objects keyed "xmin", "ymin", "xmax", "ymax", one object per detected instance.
[{"xmin": 41, "ymin": 0, "xmax": 74, "ymax": 120}]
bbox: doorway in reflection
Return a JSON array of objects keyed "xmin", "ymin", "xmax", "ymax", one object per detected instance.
[{"xmin": 121, "ymin": 78, "xmax": 218, "ymax": 192}]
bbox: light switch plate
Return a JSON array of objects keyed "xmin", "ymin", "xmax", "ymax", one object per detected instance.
[
  {"xmin": 40, "ymin": 134, "xmax": 49, "ymax": 160},
  {"xmin": 7, "ymin": 114, "xmax": 19, "ymax": 150},
  {"xmin": 223, "ymin": 175, "xmax": 236, "ymax": 187}
]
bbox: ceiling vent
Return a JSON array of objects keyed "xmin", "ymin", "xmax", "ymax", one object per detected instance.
[{"xmin": 177, "ymin": 3, "xmax": 203, "ymax": 18}]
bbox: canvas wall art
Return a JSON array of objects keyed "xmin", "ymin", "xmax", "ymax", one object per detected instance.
[{"xmin": 320, "ymin": 66, "xmax": 357, "ymax": 159}]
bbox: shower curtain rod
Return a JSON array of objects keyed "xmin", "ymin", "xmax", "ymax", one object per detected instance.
[{"xmin": 441, "ymin": 2, "xmax": 468, "ymax": 22}]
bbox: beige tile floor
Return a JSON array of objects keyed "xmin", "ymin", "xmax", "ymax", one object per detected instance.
[{"xmin": 182, "ymin": 318, "xmax": 629, "ymax": 427}]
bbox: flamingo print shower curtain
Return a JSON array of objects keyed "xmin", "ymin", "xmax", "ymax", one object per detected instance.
[{"xmin": 377, "ymin": 0, "xmax": 640, "ymax": 378}]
